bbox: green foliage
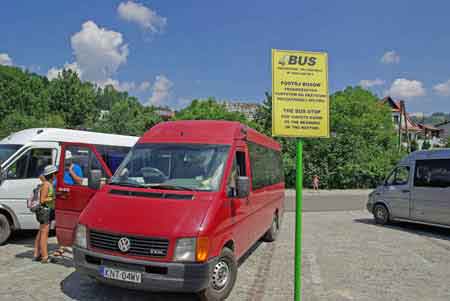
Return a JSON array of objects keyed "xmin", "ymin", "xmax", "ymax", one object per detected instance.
[
  {"xmin": 0, "ymin": 65, "xmax": 161, "ymax": 139},
  {"xmin": 93, "ymin": 99, "xmax": 161, "ymax": 136},
  {"xmin": 255, "ymin": 87, "xmax": 401, "ymax": 189},
  {"xmin": 173, "ymin": 98, "xmax": 252, "ymax": 125},
  {"xmin": 422, "ymin": 140, "xmax": 431, "ymax": 150},
  {"xmin": 410, "ymin": 139, "xmax": 419, "ymax": 152}
]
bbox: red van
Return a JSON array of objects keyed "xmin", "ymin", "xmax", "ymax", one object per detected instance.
[{"xmin": 68, "ymin": 121, "xmax": 285, "ymax": 300}]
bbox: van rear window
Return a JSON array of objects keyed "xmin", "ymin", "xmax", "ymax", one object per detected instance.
[{"xmin": 414, "ymin": 159, "xmax": 450, "ymax": 188}]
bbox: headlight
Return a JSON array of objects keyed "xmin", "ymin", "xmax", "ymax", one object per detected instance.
[
  {"xmin": 174, "ymin": 238, "xmax": 196, "ymax": 262},
  {"xmin": 74, "ymin": 224, "xmax": 87, "ymax": 249},
  {"xmin": 173, "ymin": 237, "xmax": 210, "ymax": 262}
]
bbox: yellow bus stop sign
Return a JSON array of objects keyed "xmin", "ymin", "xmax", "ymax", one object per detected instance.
[{"xmin": 272, "ymin": 49, "xmax": 330, "ymax": 138}]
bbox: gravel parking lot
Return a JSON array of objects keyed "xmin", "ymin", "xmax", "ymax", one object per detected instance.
[{"xmin": 1, "ymin": 191, "xmax": 450, "ymax": 300}]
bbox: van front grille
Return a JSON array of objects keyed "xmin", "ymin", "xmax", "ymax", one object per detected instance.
[{"xmin": 89, "ymin": 230, "xmax": 169, "ymax": 258}]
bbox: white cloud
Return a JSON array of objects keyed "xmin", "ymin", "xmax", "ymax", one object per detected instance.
[
  {"xmin": 387, "ymin": 78, "xmax": 426, "ymax": 98},
  {"xmin": 47, "ymin": 20, "xmax": 153, "ymax": 95},
  {"xmin": 70, "ymin": 21, "xmax": 128, "ymax": 82},
  {"xmin": 148, "ymin": 75, "xmax": 173, "ymax": 105},
  {"xmin": 0, "ymin": 53, "xmax": 13, "ymax": 66},
  {"xmin": 381, "ymin": 50, "xmax": 400, "ymax": 64},
  {"xmin": 118, "ymin": 1, "xmax": 166, "ymax": 33},
  {"xmin": 47, "ymin": 62, "xmax": 82, "ymax": 80},
  {"xmin": 97, "ymin": 79, "xmax": 151, "ymax": 93},
  {"xmin": 433, "ymin": 80, "xmax": 450, "ymax": 96},
  {"xmin": 137, "ymin": 81, "xmax": 151, "ymax": 92},
  {"xmin": 359, "ymin": 78, "xmax": 385, "ymax": 89}
]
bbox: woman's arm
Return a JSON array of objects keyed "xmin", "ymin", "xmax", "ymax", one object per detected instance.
[{"xmin": 40, "ymin": 182, "xmax": 49, "ymax": 204}]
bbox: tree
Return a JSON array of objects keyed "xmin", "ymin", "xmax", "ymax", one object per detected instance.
[
  {"xmin": 93, "ymin": 99, "xmax": 161, "ymax": 136},
  {"xmin": 0, "ymin": 112, "xmax": 66, "ymax": 138},
  {"xmin": 173, "ymin": 98, "xmax": 251, "ymax": 124},
  {"xmin": 255, "ymin": 87, "xmax": 401, "ymax": 188},
  {"xmin": 422, "ymin": 139, "xmax": 431, "ymax": 150},
  {"xmin": 48, "ymin": 69, "xmax": 98, "ymax": 128},
  {"xmin": 410, "ymin": 139, "xmax": 419, "ymax": 152}
]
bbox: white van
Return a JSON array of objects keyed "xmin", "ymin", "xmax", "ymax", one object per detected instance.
[
  {"xmin": 367, "ymin": 149, "xmax": 450, "ymax": 228},
  {"xmin": 0, "ymin": 128, "xmax": 138, "ymax": 244}
]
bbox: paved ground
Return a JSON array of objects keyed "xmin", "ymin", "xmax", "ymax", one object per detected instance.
[{"xmin": 2, "ymin": 191, "xmax": 450, "ymax": 300}]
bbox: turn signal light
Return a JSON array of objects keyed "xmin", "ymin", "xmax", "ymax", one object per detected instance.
[{"xmin": 196, "ymin": 237, "xmax": 209, "ymax": 262}]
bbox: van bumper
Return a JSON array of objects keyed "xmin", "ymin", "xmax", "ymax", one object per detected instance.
[
  {"xmin": 366, "ymin": 202, "xmax": 374, "ymax": 213},
  {"xmin": 73, "ymin": 247, "xmax": 213, "ymax": 293}
]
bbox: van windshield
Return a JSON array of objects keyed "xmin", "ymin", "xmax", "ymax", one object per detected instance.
[
  {"xmin": 110, "ymin": 144, "xmax": 230, "ymax": 191},
  {"xmin": 0, "ymin": 144, "xmax": 22, "ymax": 165}
]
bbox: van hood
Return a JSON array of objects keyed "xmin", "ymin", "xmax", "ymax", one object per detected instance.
[{"xmin": 79, "ymin": 187, "xmax": 214, "ymax": 238}]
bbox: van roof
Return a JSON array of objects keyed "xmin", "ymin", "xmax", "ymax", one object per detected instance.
[
  {"xmin": 0, "ymin": 128, "xmax": 139, "ymax": 147},
  {"xmin": 400, "ymin": 148, "xmax": 450, "ymax": 163},
  {"xmin": 139, "ymin": 120, "xmax": 281, "ymax": 151}
]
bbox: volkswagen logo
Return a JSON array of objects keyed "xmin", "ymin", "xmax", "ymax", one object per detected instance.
[{"xmin": 117, "ymin": 237, "xmax": 131, "ymax": 253}]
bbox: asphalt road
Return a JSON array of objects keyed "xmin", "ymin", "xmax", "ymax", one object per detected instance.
[{"xmin": 285, "ymin": 189, "xmax": 370, "ymax": 212}]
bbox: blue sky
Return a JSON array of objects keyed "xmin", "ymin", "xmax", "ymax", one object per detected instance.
[{"xmin": 1, "ymin": 0, "xmax": 450, "ymax": 113}]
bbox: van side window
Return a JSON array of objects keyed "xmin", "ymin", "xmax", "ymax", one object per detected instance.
[
  {"xmin": 64, "ymin": 146, "xmax": 107, "ymax": 187},
  {"xmin": 6, "ymin": 148, "xmax": 54, "ymax": 179},
  {"xmin": 414, "ymin": 159, "xmax": 450, "ymax": 188},
  {"xmin": 227, "ymin": 151, "xmax": 247, "ymax": 197},
  {"xmin": 248, "ymin": 142, "xmax": 283, "ymax": 190},
  {"xmin": 387, "ymin": 166, "xmax": 409, "ymax": 186},
  {"xmin": 95, "ymin": 145, "xmax": 131, "ymax": 174}
]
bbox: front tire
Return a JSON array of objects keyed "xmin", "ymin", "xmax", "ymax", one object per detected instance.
[
  {"xmin": 0, "ymin": 213, "xmax": 12, "ymax": 245},
  {"xmin": 373, "ymin": 204, "xmax": 389, "ymax": 225},
  {"xmin": 199, "ymin": 247, "xmax": 237, "ymax": 301}
]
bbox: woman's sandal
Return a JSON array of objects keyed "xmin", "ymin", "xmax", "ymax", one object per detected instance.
[
  {"xmin": 52, "ymin": 248, "xmax": 65, "ymax": 257},
  {"xmin": 41, "ymin": 257, "xmax": 50, "ymax": 264},
  {"xmin": 32, "ymin": 255, "xmax": 41, "ymax": 262}
]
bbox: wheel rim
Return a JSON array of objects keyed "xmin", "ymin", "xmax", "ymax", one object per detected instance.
[
  {"xmin": 376, "ymin": 207, "xmax": 385, "ymax": 220},
  {"xmin": 211, "ymin": 260, "xmax": 230, "ymax": 291}
]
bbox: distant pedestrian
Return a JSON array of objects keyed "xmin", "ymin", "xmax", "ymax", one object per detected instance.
[
  {"xmin": 33, "ymin": 165, "xmax": 58, "ymax": 264},
  {"xmin": 312, "ymin": 175, "xmax": 320, "ymax": 192}
]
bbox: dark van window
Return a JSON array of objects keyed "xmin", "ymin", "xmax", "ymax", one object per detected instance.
[
  {"xmin": 248, "ymin": 142, "xmax": 283, "ymax": 190},
  {"xmin": 96, "ymin": 145, "xmax": 131, "ymax": 174},
  {"xmin": 414, "ymin": 159, "xmax": 450, "ymax": 188}
]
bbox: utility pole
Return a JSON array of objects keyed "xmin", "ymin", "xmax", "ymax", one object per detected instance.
[
  {"xmin": 400, "ymin": 101, "xmax": 409, "ymax": 152},
  {"xmin": 398, "ymin": 104, "xmax": 402, "ymax": 152}
]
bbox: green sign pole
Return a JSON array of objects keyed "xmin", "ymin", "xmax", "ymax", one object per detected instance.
[{"xmin": 294, "ymin": 139, "xmax": 303, "ymax": 301}]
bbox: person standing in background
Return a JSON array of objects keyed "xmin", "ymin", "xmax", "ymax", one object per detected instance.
[
  {"xmin": 52, "ymin": 150, "xmax": 84, "ymax": 258},
  {"xmin": 33, "ymin": 165, "xmax": 58, "ymax": 263},
  {"xmin": 312, "ymin": 175, "xmax": 320, "ymax": 192}
]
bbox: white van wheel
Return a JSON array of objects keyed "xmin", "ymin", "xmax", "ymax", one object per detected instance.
[
  {"xmin": 199, "ymin": 247, "xmax": 237, "ymax": 301},
  {"xmin": 0, "ymin": 214, "xmax": 12, "ymax": 245},
  {"xmin": 374, "ymin": 204, "xmax": 389, "ymax": 225}
]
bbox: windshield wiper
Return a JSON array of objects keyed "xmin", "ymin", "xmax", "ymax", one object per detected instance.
[
  {"xmin": 109, "ymin": 181, "xmax": 147, "ymax": 188},
  {"xmin": 146, "ymin": 184, "xmax": 197, "ymax": 191}
]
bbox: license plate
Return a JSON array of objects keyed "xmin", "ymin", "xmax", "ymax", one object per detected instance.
[{"xmin": 100, "ymin": 266, "xmax": 142, "ymax": 284}]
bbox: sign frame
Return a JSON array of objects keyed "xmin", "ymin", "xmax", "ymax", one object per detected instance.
[{"xmin": 271, "ymin": 49, "xmax": 330, "ymax": 139}]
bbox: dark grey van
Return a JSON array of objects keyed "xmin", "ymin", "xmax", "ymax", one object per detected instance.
[{"xmin": 367, "ymin": 149, "xmax": 450, "ymax": 227}]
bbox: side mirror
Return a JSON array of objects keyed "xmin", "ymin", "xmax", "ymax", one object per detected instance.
[
  {"xmin": 236, "ymin": 176, "xmax": 250, "ymax": 198},
  {"xmin": 88, "ymin": 169, "xmax": 102, "ymax": 190}
]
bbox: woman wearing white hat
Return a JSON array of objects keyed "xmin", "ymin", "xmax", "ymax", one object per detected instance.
[{"xmin": 33, "ymin": 165, "xmax": 58, "ymax": 264}]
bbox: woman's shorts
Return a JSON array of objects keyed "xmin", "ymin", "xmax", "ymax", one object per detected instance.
[{"xmin": 36, "ymin": 207, "xmax": 55, "ymax": 225}]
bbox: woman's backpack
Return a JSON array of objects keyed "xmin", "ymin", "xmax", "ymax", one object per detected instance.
[{"xmin": 27, "ymin": 184, "xmax": 42, "ymax": 213}]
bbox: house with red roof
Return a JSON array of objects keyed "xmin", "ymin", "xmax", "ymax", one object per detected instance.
[{"xmin": 381, "ymin": 96, "xmax": 441, "ymax": 148}]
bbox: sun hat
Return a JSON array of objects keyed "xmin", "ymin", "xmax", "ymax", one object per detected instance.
[{"xmin": 41, "ymin": 165, "xmax": 58, "ymax": 176}]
